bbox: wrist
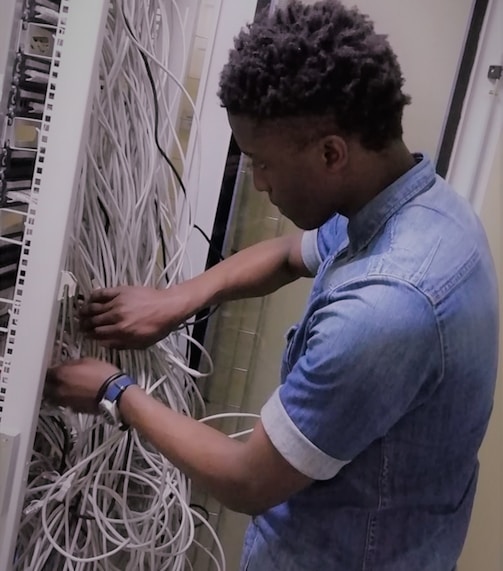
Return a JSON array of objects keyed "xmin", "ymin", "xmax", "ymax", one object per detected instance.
[
  {"xmin": 95, "ymin": 371, "xmax": 124, "ymax": 406},
  {"xmin": 166, "ymin": 279, "xmax": 217, "ymax": 323},
  {"xmin": 116, "ymin": 384, "xmax": 145, "ymax": 426},
  {"xmin": 97, "ymin": 373, "xmax": 138, "ymax": 429}
]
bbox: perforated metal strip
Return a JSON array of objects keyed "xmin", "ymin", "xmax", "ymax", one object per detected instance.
[{"xmin": 0, "ymin": 0, "xmax": 70, "ymax": 421}]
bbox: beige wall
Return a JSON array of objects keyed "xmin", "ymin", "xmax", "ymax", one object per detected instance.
[{"xmin": 302, "ymin": 0, "xmax": 474, "ymax": 159}]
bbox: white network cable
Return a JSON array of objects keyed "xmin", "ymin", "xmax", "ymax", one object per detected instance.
[{"xmin": 13, "ymin": 1, "xmax": 249, "ymax": 570}]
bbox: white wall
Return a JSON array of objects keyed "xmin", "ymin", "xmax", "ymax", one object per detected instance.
[
  {"xmin": 303, "ymin": 0, "xmax": 474, "ymax": 159},
  {"xmin": 458, "ymin": 134, "xmax": 502, "ymax": 571}
]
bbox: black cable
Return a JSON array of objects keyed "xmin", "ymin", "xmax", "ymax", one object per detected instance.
[
  {"xmin": 121, "ymin": 9, "xmax": 224, "ymax": 263},
  {"xmin": 122, "ymin": 11, "xmax": 185, "ymax": 191},
  {"xmin": 121, "ymin": 8, "xmax": 225, "ymax": 339},
  {"xmin": 50, "ymin": 415, "xmax": 71, "ymax": 474},
  {"xmin": 177, "ymin": 304, "xmax": 220, "ymax": 332},
  {"xmin": 97, "ymin": 196, "xmax": 111, "ymax": 234},
  {"xmin": 194, "ymin": 223, "xmax": 224, "ymax": 262},
  {"xmin": 189, "ymin": 503, "xmax": 210, "ymax": 528},
  {"xmin": 154, "ymin": 198, "xmax": 170, "ymax": 284}
]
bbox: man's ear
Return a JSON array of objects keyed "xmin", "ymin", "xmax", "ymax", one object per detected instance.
[{"xmin": 321, "ymin": 135, "xmax": 349, "ymax": 172}]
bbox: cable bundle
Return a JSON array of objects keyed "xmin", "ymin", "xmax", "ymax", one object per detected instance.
[{"xmin": 14, "ymin": 0, "xmax": 229, "ymax": 569}]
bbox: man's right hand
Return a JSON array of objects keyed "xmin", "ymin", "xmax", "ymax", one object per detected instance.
[
  {"xmin": 79, "ymin": 285, "xmax": 190, "ymax": 349},
  {"xmin": 79, "ymin": 233, "xmax": 311, "ymax": 350}
]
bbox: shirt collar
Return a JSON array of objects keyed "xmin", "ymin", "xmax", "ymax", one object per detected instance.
[{"xmin": 347, "ymin": 153, "xmax": 436, "ymax": 254}]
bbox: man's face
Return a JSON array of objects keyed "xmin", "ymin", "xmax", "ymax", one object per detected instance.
[{"xmin": 228, "ymin": 114, "xmax": 346, "ymax": 230}]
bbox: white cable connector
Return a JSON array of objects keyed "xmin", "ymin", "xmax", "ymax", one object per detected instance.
[
  {"xmin": 53, "ymin": 473, "xmax": 76, "ymax": 502},
  {"xmin": 57, "ymin": 271, "xmax": 77, "ymax": 301},
  {"xmin": 34, "ymin": 6, "xmax": 60, "ymax": 25},
  {"xmin": 23, "ymin": 500, "xmax": 42, "ymax": 516},
  {"xmin": 24, "ymin": 70, "xmax": 50, "ymax": 83}
]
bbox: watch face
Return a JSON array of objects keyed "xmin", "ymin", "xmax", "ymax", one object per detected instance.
[
  {"xmin": 99, "ymin": 376, "xmax": 137, "ymax": 427},
  {"xmin": 99, "ymin": 399, "xmax": 119, "ymax": 425}
]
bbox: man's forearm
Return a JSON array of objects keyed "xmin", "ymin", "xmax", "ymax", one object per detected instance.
[
  {"xmin": 174, "ymin": 232, "xmax": 309, "ymax": 319},
  {"xmin": 119, "ymin": 385, "xmax": 311, "ymax": 515},
  {"xmin": 79, "ymin": 233, "xmax": 310, "ymax": 348},
  {"xmin": 120, "ymin": 386, "xmax": 258, "ymax": 513}
]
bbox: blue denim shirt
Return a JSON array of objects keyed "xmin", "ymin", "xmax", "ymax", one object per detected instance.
[{"xmin": 243, "ymin": 155, "xmax": 499, "ymax": 571}]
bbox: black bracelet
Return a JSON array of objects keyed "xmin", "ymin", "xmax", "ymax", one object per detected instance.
[{"xmin": 95, "ymin": 371, "xmax": 126, "ymax": 406}]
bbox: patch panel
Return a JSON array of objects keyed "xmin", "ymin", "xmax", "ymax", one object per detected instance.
[
  {"xmin": 0, "ymin": 1, "xmax": 58, "ymax": 379},
  {"xmin": 0, "ymin": 2, "xmax": 109, "ymax": 568}
]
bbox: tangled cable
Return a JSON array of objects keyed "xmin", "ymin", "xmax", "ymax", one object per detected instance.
[{"xmin": 13, "ymin": 1, "xmax": 258, "ymax": 569}]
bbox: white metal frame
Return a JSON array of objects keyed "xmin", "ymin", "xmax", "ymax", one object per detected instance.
[
  {"xmin": 0, "ymin": 1, "xmax": 109, "ymax": 568},
  {"xmin": 447, "ymin": 0, "xmax": 503, "ymax": 213}
]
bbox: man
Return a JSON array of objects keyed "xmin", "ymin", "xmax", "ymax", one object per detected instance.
[{"xmin": 46, "ymin": 1, "xmax": 499, "ymax": 569}]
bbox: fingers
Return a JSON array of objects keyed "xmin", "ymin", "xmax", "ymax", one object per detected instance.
[
  {"xmin": 79, "ymin": 288, "xmax": 121, "ymax": 318},
  {"xmin": 79, "ymin": 309, "xmax": 126, "ymax": 346},
  {"xmin": 44, "ymin": 359, "xmax": 117, "ymax": 414},
  {"xmin": 89, "ymin": 325, "xmax": 150, "ymax": 350},
  {"xmin": 80, "ymin": 300, "xmax": 113, "ymax": 318},
  {"xmin": 44, "ymin": 365, "xmax": 67, "ymax": 406},
  {"xmin": 79, "ymin": 289, "xmax": 130, "ymax": 344},
  {"xmin": 80, "ymin": 291, "xmax": 120, "ymax": 331},
  {"xmin": 89, "ymin": 287, "xmax": 122, "ymax": 304},
  {"xmin": 77, "ymin": 286, "xmax": 154, "ymax": 349},
  {"xmin": 81, "ymin": 309, "xmax": 129, "ymax": 346},
  {"xmin": 81, "ymin": 310, "xmax": 119, "ymax": 332},
  {"xmin": 43, "ymin": 368, "xmax": 57, "ymax": 401},
  {"xmin": 89, "ymin": 325, "xmax": 126, "ymax": 349}
]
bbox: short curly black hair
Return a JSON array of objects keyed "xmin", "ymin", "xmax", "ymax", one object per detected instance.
[{"xmin": 218, "ymin": 0, "xmax": 411, "ymax": 150}]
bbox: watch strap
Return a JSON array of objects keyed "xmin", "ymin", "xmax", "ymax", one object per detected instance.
[
  {"xmin": 98, "ymin": 372, "xmax": 137, "ymax": 430},
  {"xmin": 95, "ymin": 371, "xmax": 124, "ymax": 406},
  {"xmin": 103, "ymin": 374, "xmax": 136, "ymax": 404}
]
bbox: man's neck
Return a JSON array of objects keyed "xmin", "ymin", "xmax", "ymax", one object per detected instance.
[{"xmin": 343, "ymin": 140, "xmax": 416, "ymax": 217}]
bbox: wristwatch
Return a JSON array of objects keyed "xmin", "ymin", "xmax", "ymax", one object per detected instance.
[{"xmin": 97, "ymin": 373, "xmax": 137, "ymax": 429}]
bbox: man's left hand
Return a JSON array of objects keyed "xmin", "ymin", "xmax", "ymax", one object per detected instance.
[{"xmin": 45, "ymin": 358, "xmax": 120, "ymax": 414}]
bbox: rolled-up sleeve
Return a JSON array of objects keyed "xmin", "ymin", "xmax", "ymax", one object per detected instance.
[
  {"xmin": 300, "ymin": 230, "xmax": 322, "ymax": 276},
  {"xmin": 261, "ymin": 277, "xmax": 443, "ymax": 480},
  {"xmin": 301, "ymin": 215, "xmax": 349, "ymax": 276}
]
